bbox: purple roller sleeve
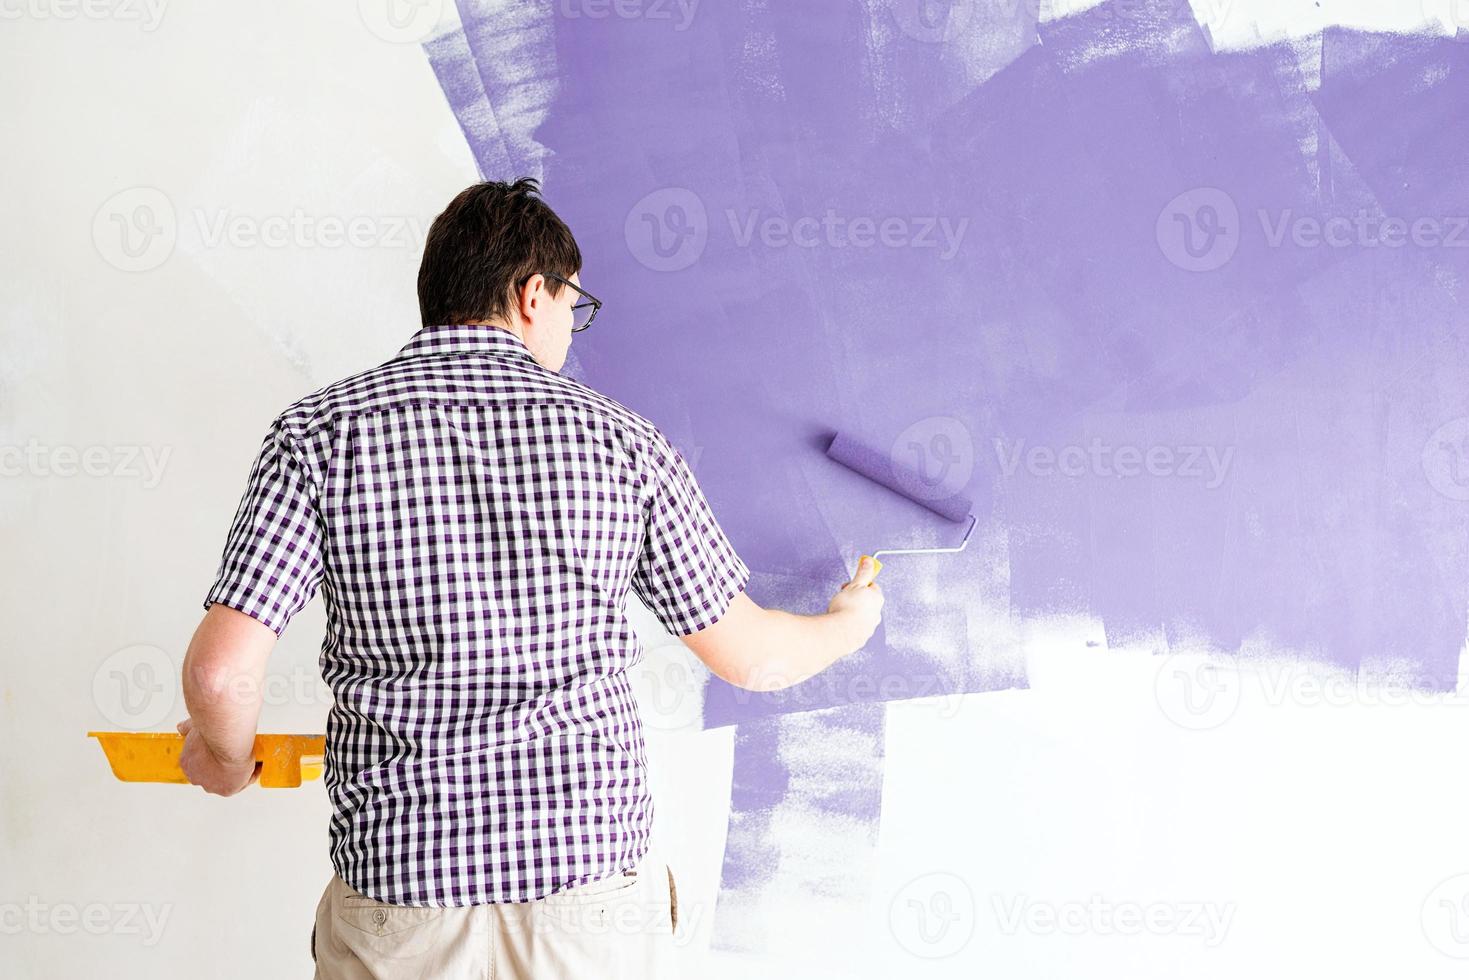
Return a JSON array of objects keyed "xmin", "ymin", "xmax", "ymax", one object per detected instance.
[{"xmin": 825, "ymin": 431, "xmax": 974, "ymax": 523}]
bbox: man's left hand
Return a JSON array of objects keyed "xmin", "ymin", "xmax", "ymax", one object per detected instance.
[{"xmin": 177, "ymin": 718, "xmax": 260, "ymax": 796}]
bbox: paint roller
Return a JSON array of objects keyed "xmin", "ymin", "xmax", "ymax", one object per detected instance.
[{"xmin": 825, "ymin": 430, "xmax": 978, "ymax": 580}]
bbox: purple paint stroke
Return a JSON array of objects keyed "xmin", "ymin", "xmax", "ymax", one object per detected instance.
[
  {"xmin": 452, "ymin": 0, "xmax": 559, "ymax": 180},
  {"xmin": 425, "ymin": 2, "xmax": 1469, "ymax": 699},
  {"xmin": 924, "ymin": 0, "xmax": 1469, "ymax": 677},
  {"xmin": 1308, "ymin": 30, "xmax": 1469, "ymax": 685},
  {"xmin": 714, "ymin": 702, "xmax": 885, "ymax": 963},
  {"xmin": 424, "ymin": 25, "xmax": 516, "ymax": 179}
]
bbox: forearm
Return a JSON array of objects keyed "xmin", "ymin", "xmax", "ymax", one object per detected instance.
[
  {"xmin": 724, "ymin": 607, "xmax": 868, "ymax": 692},
  {"xmin": 181, "ymin": 608, "xmax": 270, "ymax": 765}
]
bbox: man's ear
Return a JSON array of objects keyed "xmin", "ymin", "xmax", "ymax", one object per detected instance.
[{"xmin": 510, "ymin": 275, "xmax": 541, "ymax": 324}]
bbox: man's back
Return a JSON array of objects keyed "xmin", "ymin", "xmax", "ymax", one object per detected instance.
[
  {"xmin": 204, "ymin": 322, "xmax": 750, "ymax": 906},
  {"xmin": 177, "ymin": 178, "xmax": 880, "ymax": 977}
]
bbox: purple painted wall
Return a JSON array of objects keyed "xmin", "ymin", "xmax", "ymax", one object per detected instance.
[
  {"xmin": 425, "ymin": 0, "xmax": 1469, "ymax": 961},
  {"xmin": 430, "ymin": 0, "xmax": 1469, "ymax": 690}
]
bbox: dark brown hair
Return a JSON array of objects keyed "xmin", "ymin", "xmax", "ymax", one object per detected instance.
[{"xmin": 416, "ymin": 178, "xmax": 582, "ymax": 327}]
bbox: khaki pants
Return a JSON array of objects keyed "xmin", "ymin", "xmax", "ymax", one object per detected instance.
[{"xmin": 311, "ymin": 842, "xmax": 679, "ymax": 979}]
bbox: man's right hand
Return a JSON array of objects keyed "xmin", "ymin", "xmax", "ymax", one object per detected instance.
[
  {"xmin": 826, "ymin": 556, "xmax": 885, "ymax": 649},
  {"xmin": 674, "ymin": 556, "xmax": 887, "ymax": 693}
]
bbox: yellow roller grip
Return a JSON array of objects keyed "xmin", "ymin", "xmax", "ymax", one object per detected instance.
[{"xmin": 857, "ymin": 555, "xmax": 883, "ymax": 581}]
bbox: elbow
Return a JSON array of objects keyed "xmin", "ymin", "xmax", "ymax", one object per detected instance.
[
  {"xmin": 682, "ymin": 645, "xmax": 794, "ymax": 693},
  {"xmin": 184, "ymin": 659, "xmax": 242, "ymax": 702},
  {"xmin": 678, "ymin": 594, "xmax": 806, "ymax": 692},
  {"xmin": 718, "ymin": 659, "xmax": 804, "ymax": 693}
]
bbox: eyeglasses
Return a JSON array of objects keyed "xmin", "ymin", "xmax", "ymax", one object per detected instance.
[{"xmin": 544, "ymin": 272, "xmax": 602, "ymax": 333}]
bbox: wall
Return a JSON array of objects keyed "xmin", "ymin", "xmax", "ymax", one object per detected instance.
[{"xmin": 3, "ymin": 2, "xmax": 1469, "ymax": 977}]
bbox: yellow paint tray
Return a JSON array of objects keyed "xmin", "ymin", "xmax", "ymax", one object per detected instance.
[{"xmin": 88, "ymin": 732, "xmax": 325, "ymax": 788}]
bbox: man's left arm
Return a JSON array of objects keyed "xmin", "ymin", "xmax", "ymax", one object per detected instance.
[
  {"xmin": 182, "ymin": 418, "xmax": 325, "ymax": 796},
  {"xmin": 177, "ymin": 605, "xmax": 277, "ymax": 795}
]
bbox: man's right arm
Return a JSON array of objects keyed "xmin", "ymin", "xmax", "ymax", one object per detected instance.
[
  {"xmin": 677, "ymin": 556, "xmax": 884, "ymax": 692},
  {"xmin": 629, "ymin": 429, "xmax": 885, "ymax": 693}
]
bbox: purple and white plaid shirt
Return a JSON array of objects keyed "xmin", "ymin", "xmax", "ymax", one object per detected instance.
[{"xmin": 202, "ymin": 323, "xmax": 750, "ymax": 906}]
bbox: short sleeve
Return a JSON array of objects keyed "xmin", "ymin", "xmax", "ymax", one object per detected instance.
[
  {"xmin": 630, "ymin": 432, "xmax": 751, "ymax": 636},
  {"xmin": 202, "ymin": 419, "xmax": 325, "ymax": 636}
]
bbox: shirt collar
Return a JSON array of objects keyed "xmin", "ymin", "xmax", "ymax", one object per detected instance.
[{"xmin": 395, "ymin": 323, "xmax": 541, "ymax": 367}]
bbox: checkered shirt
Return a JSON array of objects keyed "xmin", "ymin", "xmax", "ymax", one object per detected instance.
[{"xmin": 202, "ymin": 323, "xmax": 750, "ymax": 906}]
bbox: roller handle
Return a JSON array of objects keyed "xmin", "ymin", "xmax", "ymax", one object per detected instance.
[{"xmin": 852, "ymin": 555, "xmax": 884, "ymax": 583}]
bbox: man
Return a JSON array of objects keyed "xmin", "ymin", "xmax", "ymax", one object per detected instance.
[{"xmin": 176, "ymin": 177, "xmax": 884, "ymax": 978}]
